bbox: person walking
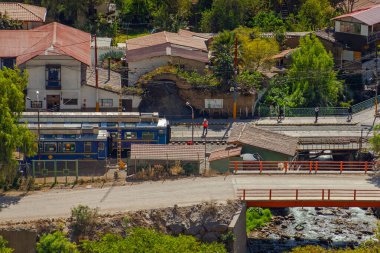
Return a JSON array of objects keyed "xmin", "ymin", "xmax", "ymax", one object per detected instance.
[
  {"xmin": 347, "ymin": 106, "xmax": 353, "ymax": 122},
  {"xmin": 314, "ymin": 106, "xmax": 319, "ymax": 123},
  {"xmin": 202, "ymin": 118, "xmax": 208, "ymax": 136},
  {"xmin": 277, "ymin": 107, "xmax": 284, "ymax": 123}
]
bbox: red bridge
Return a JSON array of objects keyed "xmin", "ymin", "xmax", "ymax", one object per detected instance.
[
  {"xmin": 230, "ymin": 161, "xmax": 375, "ymax": 174},
  {"xmin": 237, "ymin": 189, "xmax": 380, "ymax": 207}
]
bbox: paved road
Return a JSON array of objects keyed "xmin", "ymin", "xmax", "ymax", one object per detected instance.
[{"xmin": 1, "ymin": 174, "xmax": 378, "ymax": 222}]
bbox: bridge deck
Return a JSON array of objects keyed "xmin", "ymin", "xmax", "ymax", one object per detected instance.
[{"xmin": 238, "ymin": 189, "xmax": 380, "ymax": 207}]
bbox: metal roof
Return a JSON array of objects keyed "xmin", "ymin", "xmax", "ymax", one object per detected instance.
[{"xmin": 333, "ymin": 4, "xmax": 380, "ymax": 25}]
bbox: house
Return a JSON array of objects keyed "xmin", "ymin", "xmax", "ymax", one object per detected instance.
[
  {"xmin": 0, "ymin": 22, "xmax": 135, "ymax": 111},
  {"xmin": 125, "ymin": 29, "xmax": 212, "ymax": 86},
  {"xmin": 331, "ymin": 4, "xmax": 380, "ymax": 85},
  {"xmin": 0, "ymin": 2, "xmax": 46, "ymax": 29},
  {"xmin": 228, "ymin": 123, "xmax": 299, "ymax": 161},
  {"xmin": 209, "ymin": 146, "xmax": 242, "ymax": 173}
]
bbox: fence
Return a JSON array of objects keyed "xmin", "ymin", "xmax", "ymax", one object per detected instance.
[
  {"xmin": 229, "ymin": 161, "xmax": 375, "ymax": 174},
  {"xmin": 236, "ymin": 188, "xmax": 380, "ymax": 201},
  {"xmin": 32, "ymin": 160, "xmax": 78, "ymax": 184},
  {"xmin": 256, "ymin": 95, "xmax": 380, "ymax": 117}
]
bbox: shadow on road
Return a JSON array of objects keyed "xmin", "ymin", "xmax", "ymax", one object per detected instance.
[
  {"xmin": 0, "ymin": 193, "xmax": 26, "ymax": 212},
  {"xmin": 365, "ymin": 171, "xmax": 380, "ymax": 187}
]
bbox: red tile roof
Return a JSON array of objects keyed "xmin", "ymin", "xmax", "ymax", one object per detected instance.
[
  {"xmin": 209, "ymin": 147, "xmax": 242, "ymax": 162},
  {"xmin": 0, "ymin": 2, "xmax": 46, "ymax": 22},
  {"xmin": 333, "ymin": 4, "xmax": 380, "ymax": 25},
  {"xmin": 126, "ymin": 30, "xmax": 210, "ymax": 62},
  {"xmin": 0, "ymin": 22, "xmax": 91, "ymax": 66},
  {"xmin": 351, "ymin": 0, "xmax": 380, "ymax": 11},
  {"xmin": 130, "ymin": 144, "xmax": 205, "ymax": 161}
]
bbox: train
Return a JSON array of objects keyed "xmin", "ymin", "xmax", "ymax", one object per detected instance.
[{"xmin": 21, "ymin": 112, "xmax": 170, "ymax": 161}]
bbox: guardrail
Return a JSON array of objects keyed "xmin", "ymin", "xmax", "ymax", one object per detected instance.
[
  {"xmin": 237, "ymin": 189, "xmax": 380, "ymax": 201},
  {"xmin": 256, "ymin": 95, "xmax": 380, "ymax": 117},
  {"xmin": 229, "ymin": 161, "xmax": 375, "ymax": 174}
]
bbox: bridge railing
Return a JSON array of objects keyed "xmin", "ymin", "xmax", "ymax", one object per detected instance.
[
  {"xmin": 229, "ymin": 161, "xmax": 375, "ymax": 174},
  {"xmin": 237, "ymin": 189, "xmax": 380, "ymax": 201}
]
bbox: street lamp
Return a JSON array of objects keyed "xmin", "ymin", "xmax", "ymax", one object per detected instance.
[{"xmin": 186, "ymin": 102, "xmax": 194, "ymax": 143}]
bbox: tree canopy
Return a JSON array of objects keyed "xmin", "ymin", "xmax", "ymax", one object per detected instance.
[
  {"xmin": 0, "ymin": 68, "xmax": 36, "ymax": 188},
  {"xmin": 287, "ymin": 34, "xmax": 343, "ymax": 107}
]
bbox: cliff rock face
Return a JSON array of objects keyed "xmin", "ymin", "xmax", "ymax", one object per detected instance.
[{"xmin": 139, "ymin": 73, "xmax": 256, "ymax": 118}]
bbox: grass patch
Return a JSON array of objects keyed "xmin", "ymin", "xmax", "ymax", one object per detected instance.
[
  {"xmin": 246, "ymin": 207, "xmax": 272, "ymax": 232},
  {"xmin": 113, "ymin": 31, "xmax": 150, "ymax": 44}
]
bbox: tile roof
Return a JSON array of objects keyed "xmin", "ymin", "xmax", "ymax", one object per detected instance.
[
  {"xmin": 86, "ymin": 67, "xmax": 121, "ymax": 92},
  {"xmin": 209, "ymin": 146, "xmax": 242, "ymax": 162},
  {"xmin": 351, "ymin": 0, "xmax": 380, "ymax": 11},
  {"xmin": 228, "ymin": 124, "xmax": 298, "ymax": 157},
  {"xmin": 0, "ymin": 2, "xmax": 46, "ymax": 22},
  {"xmin": 0, "ymin": 22, "xmax": 91, "ymax": 66},
  {"xmin": 333, "ymin": 4, "xmax": 380, "ymax": 25},
  {"xmin": 125, "ymin": 30, "xmax": 210, "ymax": 62},
  {"xmin": 130, "ymin": 144, "xmax": 205, "ymax": 161}
]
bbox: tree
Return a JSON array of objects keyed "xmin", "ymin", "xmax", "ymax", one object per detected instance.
[
  {"xmin": 0, "ymin": 236, "xmax": 13, "ymax": 253},
  {"xmin": 334, "ymin": 0, "xmax": 359, "ymax": 13},
  {"xmin": 297, "ymin": 0, "xmax": 335, "ymax": 30},
  {"xmin": 209, "ymin": 30, "xmax": 236, "ymax": 87},
  {"xmin": 250, "ymin": 11, "xmax": 285, "ymax": 33},
  {"xmin": 0, "ymin": 13, "xmax": 22, "ymax": 30},
  {"xmin": 0, "ymin": 68, "xmax": 36, "ymax": 189},
  {"xmin": 287, "ymin": 34, "xmax": 343, "ymax": 107},
  {"xmin": 151, "ymin": 0, "xmax": 192, "ymax": 32},
  {"xmin": 370, "ymin": 125, "xmax": 380, "ymax": 156},
  {"xmin": 36, "ymin": 232, "xmax": 78, "ymax": 253}
]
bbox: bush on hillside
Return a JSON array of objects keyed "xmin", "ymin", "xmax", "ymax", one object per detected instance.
[
  {"xmin": 246, "ymin": 207, "xmax": 272, "ymax": 232},
  {"xmin": 36, "ymin": 231, "xmax": 78, "ymax": 253}
]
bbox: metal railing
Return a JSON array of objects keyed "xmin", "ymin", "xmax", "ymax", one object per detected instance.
[
  {"xmin": 256, "ymin": 95, "xmax": 380, "ymax": 117},
  {"xmin": 229, "ymin": 161, "xmax": 375, "ymax": 174},
  {"xmin": 237, "ymin": 188, "xmax": 380, "ymax": 201}
]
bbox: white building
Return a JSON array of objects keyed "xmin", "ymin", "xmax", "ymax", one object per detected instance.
[{"xmin": 0, "ymin": 22, "xmax": 139, "ymax": 111}]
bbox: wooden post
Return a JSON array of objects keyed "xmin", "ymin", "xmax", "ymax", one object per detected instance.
[
  {"xmin": 284, "ymin": 161, "xmax": 288, "ymax": 174},
  {"xmin": 269, "ymin": 189, "xmax": 272, "ymax": 200},
  {"xmin": 328, "ymin": 189, "xmax": 331, "ymax": 200},
  {"xmin": 296, "ymin": 189, "xmax": 298, "ymax": 200},
  {"xmin": 309, "ymin": 161, "xmax": 313, "ymax": 173},
  {"xmin": 315, "ymin": 161, "xmax": 318, "ymax": 173},
  {"xmin": 354, "ymin": 190, "xmax": 357, "ymax": 201},
  {"xmin": 322, "ymin": 189, "xmax": 324, "ymax": 200},
  {"xmin": 243, "ymin": 189, "xmax": 246, "ymax": 200},
  {"xmin": 234, "ymin": 161, "xmax": 238, "ymax": 174}
]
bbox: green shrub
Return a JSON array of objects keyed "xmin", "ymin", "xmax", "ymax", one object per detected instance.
[
  {"xmin": 81, "ymin": 227, "xmax": 227, "ymax": 253},
  {"xmin": 36, "ymin": 231, "xmax": 78, "ymax": 253},
  {"xmin": 0, "ymin": 236, "xmax": 13, "ymax": 253},
  {"xmin": 70, "ymin": 205, "xmax": 99, "ymax": 239},
  {"xmin": 246, "ymin": 207, "xmax": 272, "ymax": 232}
]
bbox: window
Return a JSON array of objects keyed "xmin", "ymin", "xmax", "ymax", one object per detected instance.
[
  {"xmin": 124, "ymin": 131, "xmax": 137, "ymax": 139},
  {"xmin": 63, "ymin": 142, "xmax": 76, "ymax": 152},
  {"xmin": 142, "ymin": 132, "xmax": 154, "ymax": 140},
  {"xmin": 31, "ymin": 101, "xmax": 42, "ymax": 108},
  {"xmin": 84, "ymin": 142, "xmax": 92, "ymax": 152},
  {"xmin": 63, "ymin": 99, "xmax": 78, "ymax": 105},
  {"xmin": 1, "ymin": 58, "xmax": 15, "ymax": 69},
  {"xmin": 44, "ymin": 142, "xmax": 57, "ymax": 152},
  {"xmin": 100, "ymin": 99, "xmax": 113, "ymax": 107},
  {"xmin": 340, "ymin": 21, "xmax": 361, "ymax": 34},
  {"xmin": 98, "ymin": 142, "xmax": 105, "ymax": 150},
  {"xmin": 45, "ymin": 65, "xmax": 61, "ymax": 88}
]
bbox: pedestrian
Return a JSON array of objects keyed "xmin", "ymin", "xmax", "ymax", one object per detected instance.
[
  {"xmin": 277, "ymin": 107, "xmax": 284, "ymax": 123},
  {"xmin": 314, "ymin": 106, "xmax": 319, "ymax": 123},
  {"xmin": 202, "ymin": 118, "xmax": 208, "ymax": 136},
  {"xmin": 347, "ymin": 105, "xmax": 352, "ymax": 122}
]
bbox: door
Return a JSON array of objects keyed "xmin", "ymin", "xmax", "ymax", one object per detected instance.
[
  {"xmin": 98, "ymin": 142, "xmax": 106, "ymax": 159},
  {"xmin": 122, "ymin": 99, "xmax": 132, "ymax": 111},
  {"xmin": 46, "ymin": 95, "xmax": 60, "ymax": 111}
]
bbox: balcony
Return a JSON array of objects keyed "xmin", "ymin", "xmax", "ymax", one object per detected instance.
[
  {"xmin": 45, "ymin": 80, "xmax": 61, "ymax": 90},
  {"xmin": 367, "ymin": 31, "xmax": 380, "ymax": 43}
]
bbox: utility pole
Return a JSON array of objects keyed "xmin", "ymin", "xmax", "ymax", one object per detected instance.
[
  {"xmin": 233, "ymin": 36, "xmax": 238, "ymax": 121},
  {"xmin": 94, "ymin": 34, "xmax": 100, "ymax": 112}
]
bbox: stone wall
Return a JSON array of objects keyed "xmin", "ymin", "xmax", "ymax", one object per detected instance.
[
  {"xmin": 228, "ymin": 204, "xmax": 248, "ymax": 253},
  {"xmin": 0, "ymin": 230, "xmax": 36, "ymax": 253}
]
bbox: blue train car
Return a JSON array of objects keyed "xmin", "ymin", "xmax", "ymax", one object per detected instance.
[{"xmin": 27, "ymin": 124, "xmax": 108, "ymax": 161}]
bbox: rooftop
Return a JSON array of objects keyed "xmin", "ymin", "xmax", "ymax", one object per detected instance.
[
  {"xmin": 0, "ymin": 22, "xmax": 91, "ymax": 65},
  {"xmin": 228, "ymin": 123, "xmax": 299, "ymax": 156},
  {"xmin": 0, "ymin": 2, "xmax": 46, "ymax": 22},
  {"xmin": 209, "ymin": 146, "xmax": 242, "ymax": 162},
  {"xmin": 333, "ymin": 4, "xmax": 380, "ymax": 25},
  {"xmin": 130, "ymin": 144, "xmax": 205, "ymax": 161}
]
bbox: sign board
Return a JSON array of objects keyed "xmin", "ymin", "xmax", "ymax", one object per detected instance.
[{"xmin": 205, "ymin": 99, "xmax": 223, "ymax": 109}]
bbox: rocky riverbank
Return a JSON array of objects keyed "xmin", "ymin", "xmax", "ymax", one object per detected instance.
[{"xmin": 248, "ymin": 207, "xmax": 378, "ymax": 253}]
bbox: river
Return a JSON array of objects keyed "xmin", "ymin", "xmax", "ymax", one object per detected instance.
[{"xmin": 248, "ymin": 207, "xmax": 378, "ymax": 253}]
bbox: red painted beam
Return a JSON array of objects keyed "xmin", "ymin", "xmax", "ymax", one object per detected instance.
[{"xmin": 245, "ymin": 200, "xmax": 380, "ymax": 208}]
